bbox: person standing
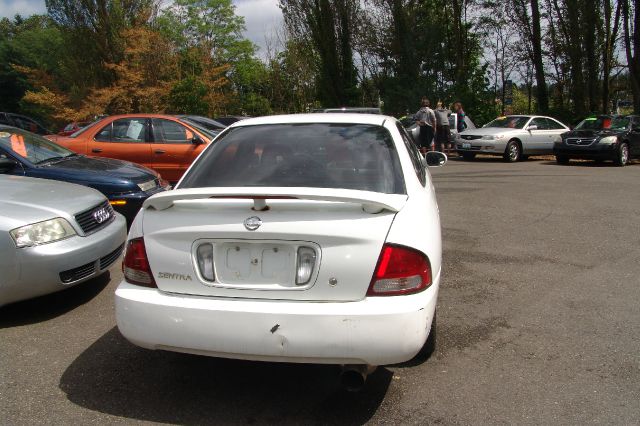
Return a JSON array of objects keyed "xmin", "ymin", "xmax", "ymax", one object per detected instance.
[
  {"xmin": 434, "ymin": 101, "xmax": 452, "ymax": 154},
  {"xmin": 413, "ymin": 98, "xmax": 436, "ymax": 155},
  {"xmin": 453, "ymin": 102, "xmax": 466, "ymax": 133}
]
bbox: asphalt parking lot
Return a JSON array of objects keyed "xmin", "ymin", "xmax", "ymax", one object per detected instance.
[{"xmin": 2, "ymin": 157, "xmax": 639, "ymax": 425}]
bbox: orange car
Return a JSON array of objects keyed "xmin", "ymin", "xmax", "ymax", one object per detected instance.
[{"xmin": 47, "ymin": 114, "xmax": 215, "ymax": 182}]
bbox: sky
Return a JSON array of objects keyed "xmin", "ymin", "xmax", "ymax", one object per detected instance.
[{"xmin": 0, "ymin": 0, "xmax": 284, "ymax": 56}]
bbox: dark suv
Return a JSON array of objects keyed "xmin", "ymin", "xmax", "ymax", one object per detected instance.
[
  {"xmin": 554, "ymin": 115, "xmax": 640, "ymax": 166},
  {"xmin": 0, "ymin": 112, "xmax": 51, "ymax": 135}
]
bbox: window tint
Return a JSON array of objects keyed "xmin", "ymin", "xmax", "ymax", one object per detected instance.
[
  {"xmin": 114, "ymin": 118, "xmax": 146, "ymax": 142},
  {"xmin": 152, "ymin": 119, "xmax": 192, "ymax": 143},
  {"xmin": 544, "ymin": 118, "xmax": 564, "ymax": 130},
  {"xmin": 179, "ymin": 123, "xmax": 406, "ymax": 194},
  {"xmin": 0, "ymin": 128, "xmax": 73, "ymax": 163},
  {"xmin": 396, "ymin": 122, "xmax": 425, "ymax": 186},
  {"xmin": 0, "ymin": 114, "xmax": 11, "ymax": 125},
  {"xmin": 95, "ymin": 123, "xmax": 112, "ymax": 141},
  {"xmin": 529, "ymin": 118, "xmax": 547, "ymax": 129}
]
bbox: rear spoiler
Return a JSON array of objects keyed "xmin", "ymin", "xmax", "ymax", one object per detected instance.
[{"xmin": 143, "ymin": 187, "xmax": 408, "ymax": 214}]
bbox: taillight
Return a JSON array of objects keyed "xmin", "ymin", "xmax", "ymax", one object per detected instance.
[
  {"xmin": 122, "ymin": 237, "xmax": 156, "ymax": 288},
  {"xmin": 367, "ymin": 244, "xmax": 431, "ymax": 296}
]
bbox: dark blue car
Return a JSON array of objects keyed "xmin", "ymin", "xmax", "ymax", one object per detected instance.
[{"xmin": 0, "ymin": 125, "xmax": 169, "ymax": 224}]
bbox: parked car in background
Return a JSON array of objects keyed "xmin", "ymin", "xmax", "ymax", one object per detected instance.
[
  {"xmin": 47, "ymin": 114, "xmax": 214, "ymax": 183},
  {"xmin": 213, "ymin": 116, "xmax": 251, "ymax": 126},
  {"xmin": 0, "ymin": 126, "xmax": 168, "ymax": 225},
  {"xmin": 554, "ymin": 115, "xmax": 640, "ymax": 166},
  {"xmin": 58, "ymin": 121, "xmax": 92, "ymax": 136},
  {"xmin": 312, "ymin": 107, "xmax": 382, "ymax": 114},
  {"xmin": 176, "ymin": 115, "xmax": 226, "ymax": 136},
  {"xmin": 0, "ymin": 112, "xmax": 51, "ymax": 135},
  {"xmin": 456, "ymin": 115, "xmax": 570, "ymax": 162},
  {"xmin": 116, "ymin": 113, "xmax": 445, "ymax": 390},
  {"xmin": 0, "ymin": 175, "xmax": 126, "ymax": 306}
]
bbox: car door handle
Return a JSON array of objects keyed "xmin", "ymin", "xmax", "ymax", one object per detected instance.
[
  {"xmin": 154, "ymin": 149, "xmax": 166, "ymax": 154},
  {"xmin": 91, "ymin": 148, "xmax": 102, "ymax": 153}
]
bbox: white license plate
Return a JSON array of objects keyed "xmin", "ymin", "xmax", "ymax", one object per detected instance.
[{"xmin": 462, "ymin": 142, "xmax": 471, "ymax": 149}]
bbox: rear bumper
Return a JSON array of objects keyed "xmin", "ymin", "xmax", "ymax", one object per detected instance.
[{"xmin": 115, "ymin": 276, "xmax": 439, "ymax": 366}]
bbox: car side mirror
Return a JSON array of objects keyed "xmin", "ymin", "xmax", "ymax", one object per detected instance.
[
  {"xmin": 527, "ymin": 125, "xmax": 538, "ymax": 131},
  {"xmin": 191, "ymin": 135, "xmax": 205, "ymax": 145},
  {"xmin": 424, "ymin": 151, "xmax": 448, "ymax": 167},
  {"xmin": 0, "ymin": 157, "xmax": 18, "ymax": 173}
]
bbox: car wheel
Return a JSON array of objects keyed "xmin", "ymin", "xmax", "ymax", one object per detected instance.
[
  {"xmin": 614, "ymin": 142, "xmax": 629, "ymax": 167},
  {"xmin": 503, "ymin": 140, "xmax": 521, "ymax": 162},
  {"xmin": 556, "ymin": 155, "xmax": 569, "ymax": 165},
  {"xmin": 462, "ymin": 153, "xmax": 476, "ymax": 161}
]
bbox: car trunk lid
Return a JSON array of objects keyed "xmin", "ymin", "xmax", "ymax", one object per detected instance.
[{"xmin": 141, "ymin": 188, "xmax": 405, "ymax": 302}]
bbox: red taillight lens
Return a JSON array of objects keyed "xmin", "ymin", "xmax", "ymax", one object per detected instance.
[
  {"xmin": 122, "ymin": 237, "xmax": 156, "ymax": 288},
  {"xmin": 367, "ymin": 244, "xmax": 432, "ymax": 296}
]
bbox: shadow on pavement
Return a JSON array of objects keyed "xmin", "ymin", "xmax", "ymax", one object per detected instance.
[
  {"xmin": 0, "ymin": 272, "xmax": 111, "ymax": 328},
  {"xmin": 60, "ymin": 327, "xmax": 392, "ymax": 424}
]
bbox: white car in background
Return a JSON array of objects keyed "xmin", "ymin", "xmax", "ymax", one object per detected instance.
[
  {"xmin": 456, "ymin": 115, "xmax": 570, "ymax": 161},
  {"xmin": 0, "ymin": 175, "xmax": 126, "ymax": 306},
  {"xmin": 115, "ymin": 114, "xmax": 445, "ymax": 390}
]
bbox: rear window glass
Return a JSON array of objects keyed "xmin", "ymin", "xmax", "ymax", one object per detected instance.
[{"xmin": 179, "ymin": 123, "xmax": 406, "ymax": 194}]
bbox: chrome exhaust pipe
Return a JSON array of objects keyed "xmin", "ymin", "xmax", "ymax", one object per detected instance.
[{"xmin": 339, "ymin": 365, "xmax": 377, "ymax": 392}]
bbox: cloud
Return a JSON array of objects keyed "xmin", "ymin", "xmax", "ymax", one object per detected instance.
[
  {"xmin": 234, "ymin": 0, "xmax": 283, "ymax": 57},
  {"xmin": 0, "ymin": 0, "xmax": 46, "ymax": 18}
]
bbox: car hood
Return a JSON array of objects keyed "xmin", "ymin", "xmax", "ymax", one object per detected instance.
[
  {"xmin": 562, "ymin": 129, "xmax": 625, "ymax": 138},
  {"xmin": 460, "ymin": 127, "xmax": 522, "ymax": 136},
  {"xmin": 0, "ymin": 175, "xmax": 106, "ymax": 231},
  {"xmin": 35, "ymin": 155, "xmax": 159, "ymax": 191}
]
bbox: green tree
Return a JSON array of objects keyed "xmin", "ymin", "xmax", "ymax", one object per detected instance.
[{"xmin": 280, "ymin": 0, "xmax": 361, "ymax": 107}]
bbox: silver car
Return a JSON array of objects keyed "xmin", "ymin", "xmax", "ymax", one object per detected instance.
[
  {"xmin": 0, "ymin": 175, "xmax": 127, "ymax": 306},
  {"xmin": 456, "ymin": 115, "xmax": 570, "ymax": 162}
]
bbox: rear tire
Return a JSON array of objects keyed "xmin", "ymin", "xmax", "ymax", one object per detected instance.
[
  {"xmin": 614, "ymin": 142, "xmax": 629, "ymax": 167},
  {"xmin": 462, "ymin": 153, "xmax": 476, "ymax": 161},
  {"xmin": 503, "ymin": 140, "xmax": 521, "ymax": 162},
  {"xmin": 556, "ymin": 155, "xmax": 569, "ymax": 165}
]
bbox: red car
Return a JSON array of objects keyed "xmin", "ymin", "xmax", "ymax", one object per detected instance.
[
  {"xmin": 58, "ymin": 121, "xmax": 91, "ymax": 136},
  {"xmin": 48, "ymin": 114, "xmax": 216, "ymax": 182}
]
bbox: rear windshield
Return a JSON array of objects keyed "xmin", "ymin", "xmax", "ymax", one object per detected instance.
[{"xmin": 179, "ymin": 123, "xmax": 406, "ymax": 194}]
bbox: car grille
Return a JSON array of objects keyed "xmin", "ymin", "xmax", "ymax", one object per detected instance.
[
  {"xmin": 74, "ymin": 200, "xmax": 115, "ymax": 235},
  {"xmin": 60, "ymin": 261, "xmax": 95, "ymax": 284},
  {"xmin": 460, "ymin": 135, "xmax": 482, "ymax": 140},
  {"xmin": 100, "ymin": 243, "xmax": 124, "ymax": 270},
  {"xmin": 566, "ymin": 138, "xmax": 596, "ymax": 146}
]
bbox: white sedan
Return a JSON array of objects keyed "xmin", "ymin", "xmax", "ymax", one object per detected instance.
[
  {"xmin": 456, "ymin": 115, "xmax": 570, "ymax": 161},
  {"xmin": 115, "ymin": 114, "xmax": 445, "ymax": 389},
  {"xmin": 0, "ymin": 175, "xmax": 127, "ymax": 306}
]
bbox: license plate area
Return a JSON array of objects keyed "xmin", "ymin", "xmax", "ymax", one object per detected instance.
[
  {"xmin": 193, "ymin": 239, "xmax": 321, "ymax": 290},
  {"xmin": 462, "ymin": 142, "xmax": 471, "ymax": 149}
]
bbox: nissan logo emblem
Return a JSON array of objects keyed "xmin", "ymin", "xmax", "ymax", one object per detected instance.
[
  {"xmin": 93, "ymin": 208, "xmax": 110, "ymax": 224},
  {"xmin": 244, "ymin": 216, "xmax": 262, "ymax": 231}
]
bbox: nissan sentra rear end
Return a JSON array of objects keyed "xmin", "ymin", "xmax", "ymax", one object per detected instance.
[{"xmin": 115, "ymin": 114, "xmax": 443, "ymax": 367}]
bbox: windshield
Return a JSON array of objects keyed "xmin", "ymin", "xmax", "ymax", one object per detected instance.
[
  {"xmin": 69, "ymin": 119, "xmax": 102, "ymax": 138},
  {"xmin": 484, "ymin": 116, "xmax": 530, "ymax": 129},
  {"xmin": 574, "ymin": 116, "xmax": 629, "ymax": 131},
  {"xmin": 179, "ymin": 123, "xmax": 406, "ymax": 194},
  {"xmin": 0, "ymin": 128, "xmax": 75, "ymax": 163}
]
